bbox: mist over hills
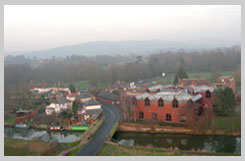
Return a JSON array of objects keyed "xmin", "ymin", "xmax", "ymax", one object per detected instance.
[{"xmin": 4, "ymin": 40, "xmax": 240, "ymax": 59}]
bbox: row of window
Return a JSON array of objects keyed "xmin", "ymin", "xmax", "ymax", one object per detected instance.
[
  {"xmin": 134, "ymin": 91, "xmax": 211, "ymax": 108},
  {"xmin": 139, "ymin": 112, "xmax": 172, "ymax": 121},
  {"xmin": 144, "ymin": 98, "xmax": 178, "ymax": 108}
]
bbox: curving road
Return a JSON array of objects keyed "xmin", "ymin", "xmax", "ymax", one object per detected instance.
[{"xmin": 76, "ymin": 102, "xmax": 121, "ymax": 156}]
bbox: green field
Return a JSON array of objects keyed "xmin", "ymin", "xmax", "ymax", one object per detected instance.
[
  {"xmin": 66, "ymin": 80, "xmax": 106, "ymax": 90},
  {"xmin": 4, "ymin": 138, "xmax": 55, "ymax": 156},
  {"xmin": 5, "ymin": 118, "xmax": 16, "ymax": 124},
  {"xmin": 215, "ymin": 116, "xmax": 241, "ymax": 132}
]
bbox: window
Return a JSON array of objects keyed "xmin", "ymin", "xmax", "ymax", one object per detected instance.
[
  {"xmin": 172, "ymin": 99, "xmax": 178, "ymax": 108},
  {"xmin": 158, "ymin": 98, "xmax": 164, "ymax": 107},
  {"xmin": 139, "ymin": 111, "xmax": 144, "ymax": 118},
  {"xmin": 197, "ymin": 106, "xmax": 204, "ymax": 116},
  {"xmin": 180, "ymin": 115, "xmax": 186, "ymax": 122},
  {"xmin": 145, "ymin": 98, "xmax": 150, "ymax": 106},
  {"xmin": 152, "ymin": 113, "xmax": 157, "ymax": 120},
  {"xmin": 166, "ymin": 114, "xmax": 172, "ymax": 121},
  {"xmin": 206, "ymin": 90, "xmax": 211, "ymax": 98}
]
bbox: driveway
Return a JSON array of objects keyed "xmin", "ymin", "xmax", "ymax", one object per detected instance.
[{"xmin": 76, "ymin": 103, "xmax": 121, "ymax": 156}]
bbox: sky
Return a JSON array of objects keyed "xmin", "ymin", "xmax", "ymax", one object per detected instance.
[{"xmin": 4, "ymin": 5, "xmax": 241, "ymax": 52}]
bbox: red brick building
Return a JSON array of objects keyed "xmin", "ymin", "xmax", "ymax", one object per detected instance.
[
  {"xmin": 133, "ymin": 85, "xmax": 216, "ymax": 123},
  {"xmin": 96, "ymin": 91, "xmax": 119, "ymax": 105}
]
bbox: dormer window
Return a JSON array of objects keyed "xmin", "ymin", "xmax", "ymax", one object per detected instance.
[
  {"xmin": 144, "ymin": 98, "xmax": 150, "ymax": 106},
  {"xmin": 158, "ymin": 98, "xmax": 164, "ymax": 107},
  {"xmin": 206, "ymin": 90, "xmax": 211, "ymax": 98},
  {"xmin": 172, "ymin": 99, "xmax": 178, "ymax": 108}
]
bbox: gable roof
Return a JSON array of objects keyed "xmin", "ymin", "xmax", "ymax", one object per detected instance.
[
  {"xmin": 188, "ymin": 85, "xmax": 216, "ymax": 93},
  {"xmin": 216, "ymin": 76, "xmax": 235, "ymax": 84},
  {"xmin": 83, "ymin": 99, "xmax": 100, "ymax": 106},
  {"xmin": 67, "ymin": 92, "xmax": 80, "ymax": 97},
  {"xmin": 77, "ymin": 93, "xmax": 92, "ymax": 99},
  {"xmin": 53, "ymin": 97, "xmax": 72, "ymax": 104},
  {"xmin": 98, "ymin": 91, "xmax": 118, "ymax": 101},
  {"xmin": 135, "ymin": 90, "xmax": 201, "ymax": 102}
]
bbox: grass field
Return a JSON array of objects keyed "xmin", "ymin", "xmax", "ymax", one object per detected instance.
[
  {"xmin": 4, "ymin": 137, "xmax": 82, "ymax": 156},
  {"xmin": 66, "ymin": 80, "xmax": 106, "ymax": 90},
  {"xmin": 5, "ymin": 118, "xmax": 15, "ymax": 124},
  {"xmin": 4, "ymin": 138, "xmax": 55, "ymax": 156},
  {"xmin": 215, "ymin": 116, "xmax": 241, "ymax": 132}
]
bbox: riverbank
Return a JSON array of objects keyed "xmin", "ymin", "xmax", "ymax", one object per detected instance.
[
  {"xmin": 4, "ymin": 138, "xmax": 60, "ymax": 156},
  {"xmin": 98, "ymin": 142, "xmax": 240, "ymax": 156},
  {"xmin": 117, "ymin": 122, "xmax": 241, "ymax": 136}
]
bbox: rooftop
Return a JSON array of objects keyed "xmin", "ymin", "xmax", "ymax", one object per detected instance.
[
  {"xmin": 98, "ymin": 91, "xmax": 118, "ymax": 101},
  {"xmin": 188, "ymin": 85, "xmax": 216, "ymax": 93},
  {"xmin": 135, "ymin": 90, "xmax": 202, "ymax": 102},
  {"xmin": 83, "ymin": 99, "xmax": 101, "ymax": 106},
  {"xmin": 53, "ymin": 97, "xmax": 72, "ymax": 104}
]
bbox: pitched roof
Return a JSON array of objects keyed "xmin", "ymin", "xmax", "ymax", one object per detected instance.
[
  {"xmin": 216, "ymin": 76, "xmax": 235, "ymax": 83},
  {"xmin": 83, "ymin": 99, "xmax": 100, "ymax": 106},
  {"xmin": 67, "ymin": 92, "xmax": 80, "ymax": 97},
  {"xmin": 179, "ymin": 78, "xmax": 210, "ymax": 86},
  {"xmin": 53, "ymin": 97, "xmax": 72, "ymax": 104},
  {"xmin": 188, "ymin": 85, "xmax": 216, "ymax": 93},
  {"xmin": 98, "ymin": 91, "xmax": 118, "ymax": 101},
  {"xmin": 77, "ymin": 93, "xmax": 92, "ymax": 99},
  {"xmin": 135, "ymin": 90, "xmax": 202, "ymax": 102}
]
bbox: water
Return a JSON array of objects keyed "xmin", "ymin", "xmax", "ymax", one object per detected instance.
[
  {"xmin": 113, "ymin": 132, "xmax": 241, "ymax": 154},
  {"xmin": 4, "ymin": 127, "xmax": 83, "ymax": 143}
]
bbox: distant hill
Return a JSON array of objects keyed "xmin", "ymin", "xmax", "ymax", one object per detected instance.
[{"xmin": 4, "ymin": 40, "xmax": 240, "ymax": 59}]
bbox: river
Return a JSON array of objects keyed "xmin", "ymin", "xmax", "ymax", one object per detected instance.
[
  {"xmin": 112, "ymin": 131, "xmax": 241, "ymax": 154},
  {"xmin": 4, "ymin": 127, "xmax": 83, "ymax": 143}
]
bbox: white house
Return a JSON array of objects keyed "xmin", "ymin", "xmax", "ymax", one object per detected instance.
[
  {"xmin": 45, "ymin": 97, "xmax": 72, "ymax": 115},
  {"xmin": 76, "ymin": 93, "xmax": 93, "ymax": 103},
  {"xmin": 66, "ymin": 92, "xmax": 80, "ymax": 101},
  {"xmin": 83, "ymin": 100, "xmax": 101, "ymax": 110}
]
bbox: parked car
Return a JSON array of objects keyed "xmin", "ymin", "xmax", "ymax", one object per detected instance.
[{"xmin": 58, "ymin": 151, "xmax": 69, "ymax": 156}]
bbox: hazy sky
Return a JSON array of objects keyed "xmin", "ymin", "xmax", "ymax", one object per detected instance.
[{"xmin": 4, "ymin": 5, "xmax": 241, "ymax": 52}]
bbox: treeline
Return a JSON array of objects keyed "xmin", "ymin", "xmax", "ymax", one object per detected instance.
[{"xmin": 4, "ymin": 46, "xmax": 241, "ymax": 89}]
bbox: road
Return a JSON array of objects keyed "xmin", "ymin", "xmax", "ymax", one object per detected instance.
[{"xmin": 76, "ymin": 103, "xmax": 121, "ymax": 156}]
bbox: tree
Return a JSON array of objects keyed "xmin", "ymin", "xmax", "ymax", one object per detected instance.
[
  {"xmin": 119, "ymin": 93, "xmax": 133, "ymax": 122},
  {"xmin": 213, "ymin": 87, "xmax": 236, "ymax": 116},
  {"xmin": 234, "ymin": 66, "xmax": 241, "ymax": 87},
  {"xmin": 72, "ymin": 100, "xmax": 79, "ymax": 116},
  {"xmin": 69, "ymin": 84, "xmax": 76, "ymax": 93},
  {"xmin": 179, "ymin": 57, "xmax": 185, "ymax": 66},
  {"xmin": 173, "ymin": 66, "xmax": 189, "ymax": 85}
]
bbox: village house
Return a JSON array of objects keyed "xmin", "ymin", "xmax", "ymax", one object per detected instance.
[
  {"xmin": 83, "ymin": 99, "xmax": 102, "ymax": 110},
  {"xmin": 216, "ymin": 76, "xmax": 236, "ymax": 93},
  {"xmin": 76, "ymin": 93, "xmax": 93, "ymax": 103},
  {"xmin": 45, "ymin": 97, "xmax": 72, "ymax": 115},
  {"xmin": 97, "ymin": 91, "xmax": 119, "ymax": 105},
  {"xmin": 66, "ymin": 92, "xmax": 80, "ymax": 101}
]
